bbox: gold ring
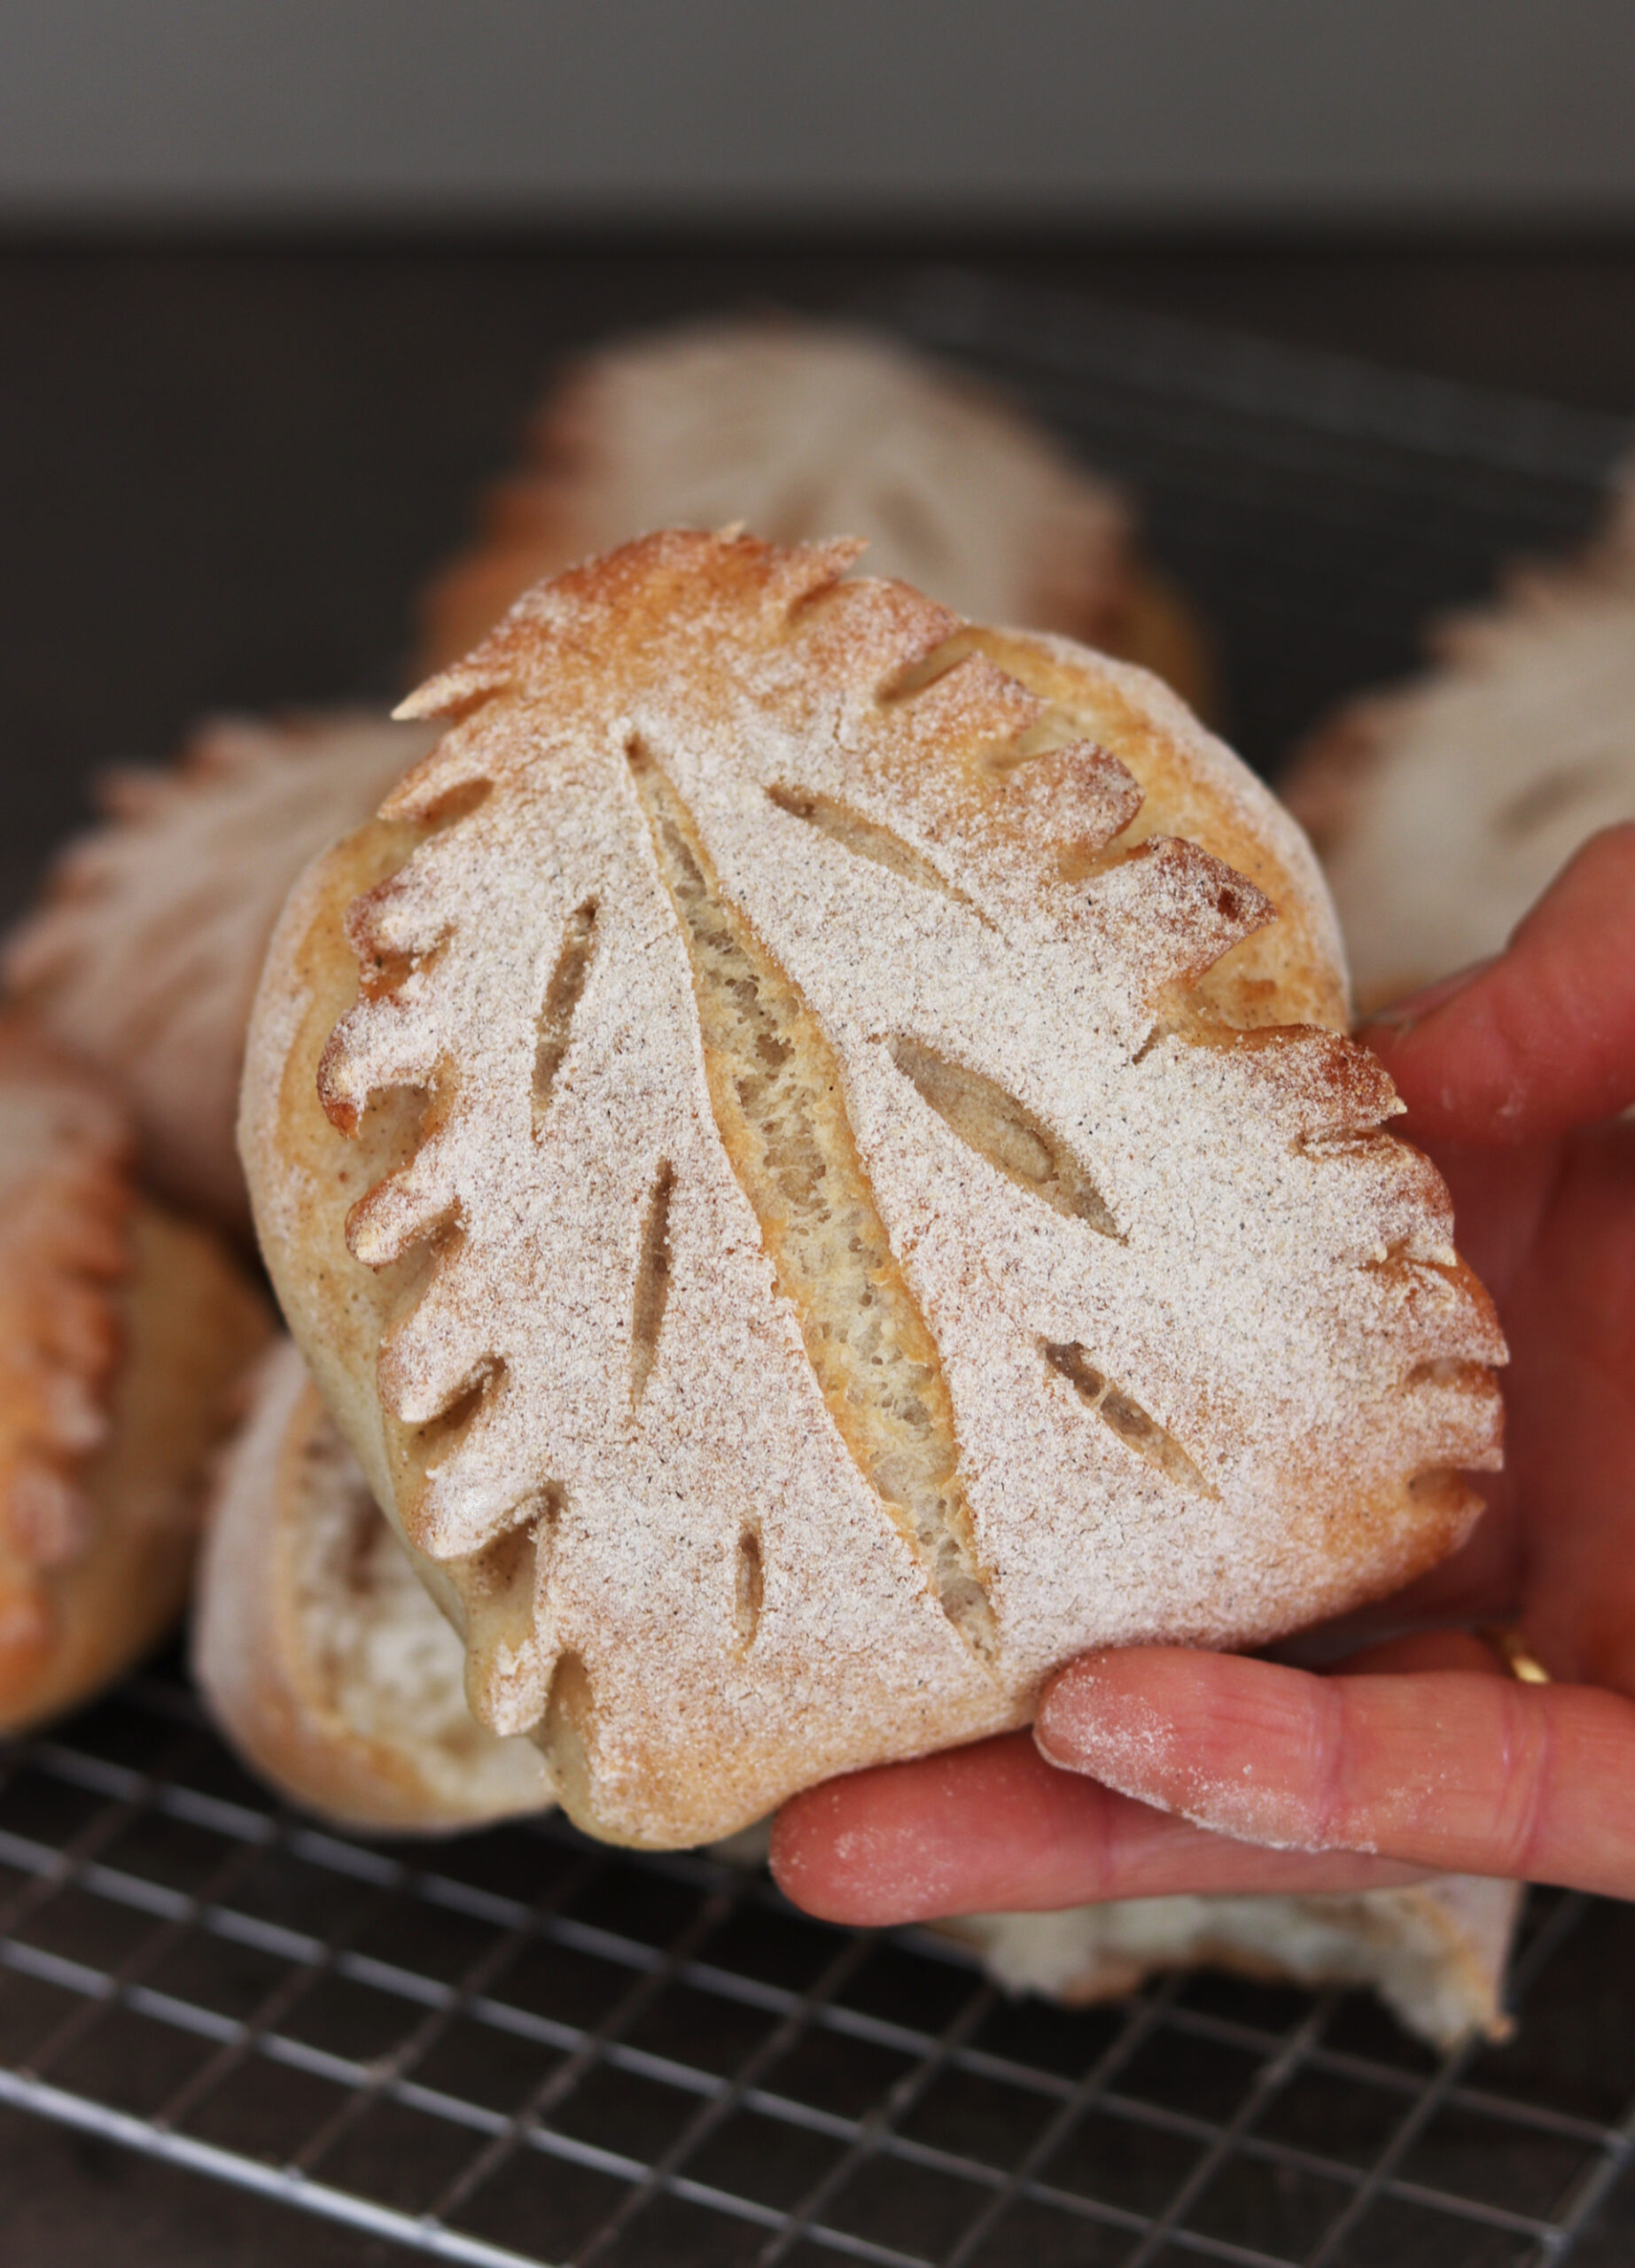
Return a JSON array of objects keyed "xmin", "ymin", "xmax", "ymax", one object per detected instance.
[{"xmin": 1480, "ymin": 1625, "xmax": 1552, "ymax": 1685}]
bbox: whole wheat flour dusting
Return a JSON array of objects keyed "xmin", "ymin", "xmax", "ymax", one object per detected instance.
[{"xmin": 265, "ymin": 532, "xmax": 1504, "ymax": 1845}]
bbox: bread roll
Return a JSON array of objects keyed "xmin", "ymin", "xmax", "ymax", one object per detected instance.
[
  {"xmin": 944, "ymin": 1876, "xmax": 1522, "ymax": 2052},
  {"xmin": 3, "ymin": 711, "xmax": 435, "ymax": 1231},
  {"xmin": 0, "ymin": 1017, "xmax": 271, "ymax": 1731},
  {"xmin": 191, "ymin": 1380, "xmax": 1518, "ymax": 2048},
  {"xmin": 195, "ymin": 1336, "xmax": 550, "ymax": 1831},
  {"xmin": 417, "ymin": 318, "xmax": 1213, "ymax": 712},
  {"xmin": 1284, "ymin": 478, "xmax": 1635, "ymax": 1010},
  {"xmin": 242, "ymin": 531, "xmax": 1503, "ymax": 1850}
]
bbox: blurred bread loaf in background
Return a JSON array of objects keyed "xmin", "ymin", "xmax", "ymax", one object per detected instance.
[
  {"xmin": 1284, "ymin": 458, "xmax": 1635, "ymax": 1010},
  {"xmin": 945, "ymin": 1876, "xmax": 1522, "ymax": 2051},
  {"xmin": 2, "ymin": 712, "xmax": 436, "ymax": 1234},
  {"xmin": 417, "ymin": 318, "xmax": 1215, "ymax": 712},
  {"xmin": 0, "ymin": 1015, "xmax": 270, "ymax": 1732}
]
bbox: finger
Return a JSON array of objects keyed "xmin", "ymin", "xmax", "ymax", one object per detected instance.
[
  {"xmin": 1362, "ymin": 823, "xmax": 1635, "ymax": 1142},
  {"xmin": 769, "ymin": 1730, "xmax": 1422, "ymax": 1926},
  {"xmin": 1038, "ymin": 1646, "xmax": 1635, "ymax": 1897},
  {"xmin": 1480, "ymin": 1122, "xmax": 1635, "ymax": 1693},
  {"xmin": 772, "ymin": 1641, "xmax": 1499, "ymax": 1922}
]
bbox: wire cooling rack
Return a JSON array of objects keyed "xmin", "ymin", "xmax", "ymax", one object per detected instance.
[
  {"xmin": 4, "ymin": 276, "xmax": 1634, "ymax": 2267},
  {"xmin": 4, "ymin": 1670, "xmax": 1635, "ymax": 2267}
]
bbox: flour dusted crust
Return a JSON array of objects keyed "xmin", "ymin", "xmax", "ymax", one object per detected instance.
[
  {"xmin": 3, "ymin": 711, "xmax": 436, "ymax": 1229},
  {"xmin": 1285, "ymin": 486, "xmax": 1635, "ymax": 1009},
  {"xmin": 195, "ymin": 1337, "xmax": 549, "ymax": 1831},
  {"xmin": 943, "ymin": 1875, "xmax": 1522, "ymax": 2052},
  {"xmin": 243, "ymin": 532, "xmax": 1504, "ymax": 1849},
  {"xmin": 0, "ymin": 1017, "xmax": 272, "ymax": 1731},
  {"xmin": 417, "ymin": 319, "xmax": 1213, "ymax": 712}
]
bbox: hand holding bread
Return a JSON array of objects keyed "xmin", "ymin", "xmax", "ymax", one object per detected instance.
[
  {"xmin": 241, "ymin": 529, "xmax": 1503, "ymax": 1851},
  {"xmin": 14, "ymin": 315, "xmax": 1632, "ymax": 2058},
  {"xmin": 776, "ymin": 825, "xmax": 1635, "ymax": 1912}
]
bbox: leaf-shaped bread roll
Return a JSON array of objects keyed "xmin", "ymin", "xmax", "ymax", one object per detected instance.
[
  {"xmin": 417, "ymin": 318, "xmax": 1212, "ymax": 712},
  {"xmin": 1284, "ymin": 484, "xmax": 1635, "ymax": 1010},
  {"xmin": 4, "ymin": 711, "xmax": 436, "ymax": 1231},
  {"xmin": 0, "ymin": 1016, "xmax": 271, "ymax": 1730},
  {"xmin": 194, "ymin": 1336, "xmax": 551, "ymax": 1832},
  {"xmin": 243, "ymin": 532, "xmax": 1504, "ymax": 1849}
]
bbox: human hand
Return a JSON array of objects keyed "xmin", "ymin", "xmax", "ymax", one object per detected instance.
[{"xmin": 773, "ymin": 824, "xmax": 1635, "ymax": 1923}]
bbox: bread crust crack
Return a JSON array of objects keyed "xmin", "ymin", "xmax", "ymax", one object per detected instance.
[{"xmin": 629, "ymin": 740, "xmax": 997, "ymax": 1665}]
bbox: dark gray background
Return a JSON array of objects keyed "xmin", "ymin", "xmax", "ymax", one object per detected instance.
[{"xmin": 3, "ymin": 231, "xmax": 1634, "ymax": 926}]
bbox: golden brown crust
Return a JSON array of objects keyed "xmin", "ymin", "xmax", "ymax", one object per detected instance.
[
  {"xmin": 244, "ymin": 532, "xmax": 1502, "ymax": 1849},
  {"xmin": 0, "ymin": 1018, "xmax": 132, "ymax": 1713},
  {"xmin": 0, "ymin": 1017, "xmax": 274, "ymax": 1730},
  {"xmin": 414, "ymin": 318, "xmax": 1216, "ymax": 717},
  {"xmin": 971, "ymin": 628, "xmax": 1346, "ymax": 1033}
]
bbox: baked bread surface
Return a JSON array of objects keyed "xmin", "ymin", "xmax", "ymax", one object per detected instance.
[
  {"xmin": 3, "ymin": 711, "xmax": 435, "ymax": 1230},
  {"xmin": 0, "ymin": 1017, "xmax": 272, "ymax": 1730},
  {"xmin": 243, "ymin": 532, "xmax": 1504, "ymax": 1849},
  {"xmin": 1285, "ymin": 493, "xmax": 1635, "ymax": 1007},
  {"xmin": 417, "ymin": 319, "xmax": 1213, "ymax": 711},
  {"xmin": 946, "ymin": 1875, "xmax": 1522, "ymax": 2051},
  {"xmin": 195, "ymin": 1336, "xmax": 550, "ymax": 1831}
]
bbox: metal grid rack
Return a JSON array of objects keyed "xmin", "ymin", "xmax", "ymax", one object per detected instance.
[
  {"xmin": 4, "ymin": 276, "xmax": 1634, "ymax": 2266},
  {"xmin": 4, "ymin": 1670, "xmax": 1635, "ymax": 2267}
]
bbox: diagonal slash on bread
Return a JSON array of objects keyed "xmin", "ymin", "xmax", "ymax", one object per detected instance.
[{"xmin": 241, "ymin": 531, "xmax": 1505, "ymax": 1849}]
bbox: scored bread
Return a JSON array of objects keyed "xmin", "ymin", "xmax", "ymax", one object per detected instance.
[
  {"xmin": 1284, "ymin": 479, "xmax": 1635, "ymax": 1010},
  {"xmin": 0, "ymin": 1016, "xmax": 272, "ymax": 1732},
  {"xmin": 242, "ymin": 530, "xmax": 1504, "ymax": 1851},
  {"xmin": 195, "ymin": 1335, "xmax": 550, "ymax": 1831},
  {"xmin": 417, "ymin": 318, "xmax": 1213, "ymax": 711},
  {"xmin": 190, "ymin": 1357, "xmax": 1521, "ymax": 2058},
  {"xmin": 3, "ymin": 711, "xmax": 436, "ymax": 1231},
  {"xmin": 943, "ymin": 1876, "xmax": 1522, "ymax": 2052}
]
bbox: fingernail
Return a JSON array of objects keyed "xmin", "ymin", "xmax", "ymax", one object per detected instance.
[
  {"xmin": 1035, "ymin": 1671, "xmax": 1176, "ymax": 1797},
  {"xmin": 1360, "ymin": 957, "xmax": 1496, "ymax": 1037}
]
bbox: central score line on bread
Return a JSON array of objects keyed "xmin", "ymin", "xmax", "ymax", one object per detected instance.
[
  {"xmin": 627, "ymin": 735, "xmax": 998, "ymax": 1664},
  {"xmin": 241, "ymin": 529, "xmax": 1506, "ymax": 1849}
]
